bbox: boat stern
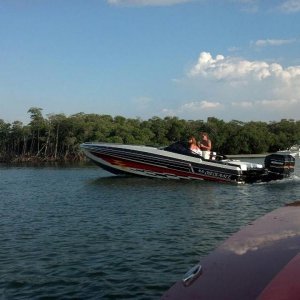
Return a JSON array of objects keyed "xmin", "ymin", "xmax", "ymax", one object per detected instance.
[{"xmin": 264, "ymin": 153, "xmax": 295, "ymax": 181}]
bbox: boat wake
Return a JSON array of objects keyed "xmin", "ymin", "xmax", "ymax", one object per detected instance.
[
  {"xmin": 291, "ymin": 174, "xmax": 300, "ymax": 182},
  {"xmin": 254, "ymin": 174, "xmax": 300, "ymax": 185}
]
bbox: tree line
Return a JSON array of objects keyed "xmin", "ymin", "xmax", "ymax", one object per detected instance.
[{"xmin": 1, "ymin": 107, "xmax": 300, "ymax": 162}]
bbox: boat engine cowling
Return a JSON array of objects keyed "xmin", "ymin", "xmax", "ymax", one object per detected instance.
[{"xmin": 264, "ymin": 153, "xmax": 295, "ymax": 179}]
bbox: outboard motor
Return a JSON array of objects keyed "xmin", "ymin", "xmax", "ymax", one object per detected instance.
[{"xmin": 264, "ymin": 153, "xmax": 295, "ymax": 180}]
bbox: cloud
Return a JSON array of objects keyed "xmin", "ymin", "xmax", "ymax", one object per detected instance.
[
  {"xmin": 181, "ymin": 100, "xmax": 222, "ymax": 110},
  {"xmin": 257, "ymin": 98, "xmax": 300, "ymax": 109},
  {"xmin": 189, "ymin": 52, "xmax": 272, "ymax": 81},
  {"xmin": 231, "ymin": 101, "xmax": 253, "ymax": 108},
  {"xmin": 234, "ymin": 0, "xmax": 259, "ymax": 13},
  {"xmin": 161, "ymin": 100, "xmax": 222, "ymax": 118},
  {"xmin": 235, "ymin": 0, "xmax": 300, "ymax": 14},
  {"xmin": 107, "ymin": 0, "xmax": 193, "ymax": 6},
  {"xmin": 254, "ymin": 38, "xmax": 296, "ymax": 47},
  {"xmin": 189, "ymin": 51, "xmax": 300, "ymax": 82},
  {"xmin": 232, "ymin": 98, "xmax": 300, "ymax": 111},
  {"xmin": 278, "ymin": 0, "xmax": 300, "ymax": 13},
  {"xmin": 107, "ymin": 0, "xmax": 300, "ymax": 13},
  {"xmin": 177, "ymin": 51, "xmax": 300, "ymax": 120},
  {"xmin": 106, "ymin": 0, "xmax": 300, "ymax": 13}
]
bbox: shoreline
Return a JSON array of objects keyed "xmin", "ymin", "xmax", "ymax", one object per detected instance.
[
  {"xmin": 227, "ymin": 154, "xmax": 267, "ymax": 159},
  {"xmin": 1, "ymin": 152, "xmax": 298, "ymax": 164}
]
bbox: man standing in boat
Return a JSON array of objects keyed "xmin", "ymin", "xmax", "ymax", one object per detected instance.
[{"xmin": 198, "ymin": 132, "xmax": 212, "ymax": 159}]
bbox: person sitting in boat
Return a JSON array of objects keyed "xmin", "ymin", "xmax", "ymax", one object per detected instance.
[
  {"xmin": 198, "ymin": 132, "xmax": 211, "ymax": 159},
  {"xmin": 188, "ymin": 136, "xmax": 202, "ymax": 156}
]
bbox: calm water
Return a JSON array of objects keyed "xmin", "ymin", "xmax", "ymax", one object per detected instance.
[{"xmin": 1, "ymin": 158, "xmax": 300, "ymax": 299}]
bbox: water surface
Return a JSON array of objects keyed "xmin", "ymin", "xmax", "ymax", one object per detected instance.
[{"xmin": 1, "ymin": 158, "xmax": 300, "ymax": 299}]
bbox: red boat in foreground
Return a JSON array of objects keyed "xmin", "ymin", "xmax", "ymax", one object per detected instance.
[{"xmin": 162, "ymin": 202, "xmax": 300, "ymax": 300}]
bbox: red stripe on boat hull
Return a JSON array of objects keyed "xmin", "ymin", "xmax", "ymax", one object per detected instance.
[{"xmin": 92, "ymin": 152, "xmax": 232, "ymax": 183}]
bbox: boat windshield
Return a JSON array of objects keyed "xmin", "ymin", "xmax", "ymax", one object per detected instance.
[{"xmin": 164, "ymin": 141, "xmax": 201, "ymax": 158}]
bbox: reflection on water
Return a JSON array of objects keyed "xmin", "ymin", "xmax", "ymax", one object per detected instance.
[
  {"xmin": 224, "ymin": 230, "xmax": 300, "ymax": 255},
  {"xmin": 0, "ymin": 158, "xmax": 299, "ymax": 299}
]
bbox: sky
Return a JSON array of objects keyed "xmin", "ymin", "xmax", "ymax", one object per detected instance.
[{"xmin": 1, "ymin": 0, "xmax": 300, "ymax": 124}]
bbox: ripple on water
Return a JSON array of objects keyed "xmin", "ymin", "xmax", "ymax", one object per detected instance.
[{"xmin": 0, "ymin": 161, "xmax": 300, "ymax": 299}]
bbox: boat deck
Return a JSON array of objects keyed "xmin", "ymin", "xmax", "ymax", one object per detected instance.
[{"xmin": 162, "ymin": 203, "xmax": 300, "ymax": 300}]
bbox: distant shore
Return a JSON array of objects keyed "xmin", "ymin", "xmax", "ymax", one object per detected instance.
[
  {"xmin": 1, "ymin": 152, "xmax": 298, "ymax": 164},
  {"xmin": 227, "ymin": 152, "xmax": 299, "ymax": 159},
  {"xmin": 227, "ymin": 154, "xmax": 267, "ymax": 159},
  {"xmin": 0, "ymin": 153, "xmax": 267, "ymax": 163},
  {"xmin": 0, "ymin": 154, "xmax": 85, "ymax": 164}
]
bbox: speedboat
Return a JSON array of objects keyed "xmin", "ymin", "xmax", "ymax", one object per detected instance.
[
  {"xmin": 161, "ymin": 202, "xmax": 300, "ymax": 300},
  {"xmin": 277, "ymin": 144, "xmax": 300, "ymax": 157},
  {"xmin": 80, "ymin": 141, "xmax": 295, "ymax": 184}
]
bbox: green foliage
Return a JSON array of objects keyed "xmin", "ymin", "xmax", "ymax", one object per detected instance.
[{"xmin": 0, "ymin": 110, "xmax": 299, "ymax": 162}]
